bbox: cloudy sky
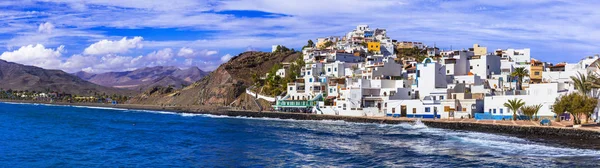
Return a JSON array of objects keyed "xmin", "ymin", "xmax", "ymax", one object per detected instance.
[{"xmin": 0, "ymin": 0, "xmax": 598, "ymax": 73}]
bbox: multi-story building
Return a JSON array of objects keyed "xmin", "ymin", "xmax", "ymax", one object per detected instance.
[{"xmin": 272, "ymin": 25, "xmax": 598, "ymax": 121}]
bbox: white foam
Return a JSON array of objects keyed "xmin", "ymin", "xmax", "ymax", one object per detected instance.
[{"xmin": 70, "ymin": 105, "xmax": 128, "ymax": 111}]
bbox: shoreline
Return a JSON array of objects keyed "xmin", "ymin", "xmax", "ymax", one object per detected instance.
[{"xmin": 2, "ymin": 99, "xmax": 600, "ymax": 150}]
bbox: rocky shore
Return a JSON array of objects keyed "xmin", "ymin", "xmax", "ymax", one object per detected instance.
[{"xmin": 2, "ymin": 99, "xmax": 600, "ymax": 150}]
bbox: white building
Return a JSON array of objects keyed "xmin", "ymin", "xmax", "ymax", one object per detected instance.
[{"xmin": 483, "ymin": 83, "xmax": 566, "ymax": 119}]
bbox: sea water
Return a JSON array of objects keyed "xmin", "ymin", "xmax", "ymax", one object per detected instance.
[{"xmin": 0, "ymin": 102, "xmax": 599, "ymax": 167}]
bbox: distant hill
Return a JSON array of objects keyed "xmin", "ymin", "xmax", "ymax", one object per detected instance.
[
  {"xmin": 129, "ymin": 51, "xmax": 301, "ymax": 107},
  {"xmin": 74, "ymin": 66, "xmax": 208, "ymax": 91},
  {"xmin": 0, "ymin": 59, "xmax": 135, "ymax": 96}
]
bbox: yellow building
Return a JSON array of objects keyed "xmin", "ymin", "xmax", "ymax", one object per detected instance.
[
  {"xmin": 530, "ymin": 59, "xmax": 543, "ymax": 83},
  {"xmin": 367, "ymin": 42, "xmax": 380, "ymax": 52},
  {"xmin": 473, "ymin": 44, "xmax": 487, "ymax": 56}
]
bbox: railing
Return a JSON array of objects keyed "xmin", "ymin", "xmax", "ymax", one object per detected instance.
[{"xmin": 245, "ymin": 89, "xmax": 276, "ymax": 102}]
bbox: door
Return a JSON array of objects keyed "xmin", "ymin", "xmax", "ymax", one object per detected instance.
[
  {"xmin": 433, "ymin": 107, "xmax": 438, "ymax": 119},
  {"xmin": 400, "ymin": 105, "xmax": 407, "ymax": 117}
]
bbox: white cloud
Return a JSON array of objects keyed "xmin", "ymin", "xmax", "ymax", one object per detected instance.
[
  {"xmin": 220, "ymin": 54, "xmax": 233, "ymax": 63},
  {"xmin": 144, "ymin": 48, "xmax": 174, "ymax": 66},
  {"xmin": 83, "ymin": 36, "xmax": 143, "ymax": 55},
  {"xmin": 38, "ymin": 22, "xmax": 54, "ymax": 34},
  {"xmin": 0, "ymin": 44, "xmax": 64, "ymax": 69},
  {"xmin": 176, "ymin": 47, "xmax": 218, "ymax": 59}
]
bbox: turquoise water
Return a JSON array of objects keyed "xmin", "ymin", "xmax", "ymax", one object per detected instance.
[{"xmin": 0, "ymin": 102, "xmax": 599, "ymax": 167}]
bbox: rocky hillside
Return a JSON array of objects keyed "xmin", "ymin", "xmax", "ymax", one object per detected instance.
[
  {"xmin": 0, "ymin": 59, "xmax": 136, "ymax": 96},
  {"xmin": 129, "ymin": 51, "xmax": 300, "ymax": 106},
  {"xmin": 75, "ymin": 66, "xmax": 207, "ymax": 91}
]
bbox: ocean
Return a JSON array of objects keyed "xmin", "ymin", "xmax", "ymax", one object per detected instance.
[{"xmin": 0, "ymin": 102, "xmax": 599, "ymax": 167}]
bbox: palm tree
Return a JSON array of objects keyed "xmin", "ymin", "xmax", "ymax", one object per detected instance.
[
  {"xmin": 571, "ymin": 72, "xmax": 591, "ymax": 96},
  {"xmin": 510, "ymin": 67, "xmax": 529, "ymax": 90},
  {"xmin": 520, "ymin": 104, "xmax": 543, "ymax": 120},
  {"xmin": 504, "ymin": 98, "xmax": 525, "ymax": 121}
]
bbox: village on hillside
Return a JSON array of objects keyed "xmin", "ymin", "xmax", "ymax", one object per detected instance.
[{"xmin": 251, "ymin": 25, "xmax": 600, "ymax": 125}]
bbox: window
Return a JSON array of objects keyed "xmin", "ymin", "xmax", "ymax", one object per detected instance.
[
  {"xmin": 425, "ymin": 107, "xmax": 430, "ymax": 112},
  {"xmin": 309, "ymin": 78, "xmax": 313, "ymax": 82},
  {"xmin": 329, "ymin": 88, "xmax": 333, "ymax": 93},
  {"xmin": 417, "ymin": 70, "xmax": 420, "ymax": 77},
  {"xmin": 334, "ymin": 68, "xmax": 337, "ymax": 72},
  {"xmin": 440, "ymin": 96, "xmax": 444, "ymax": 100},
  {"xmin": 384, "ymin": 103, "xmax": 387, "ymax": 107},
  {"xmin": 413, "ymin": 108, "xmax": 416, "ymax": 114},
  {"xmin": 392, "ymin": 108, "xmax": 396, "ymax": 113},
  {"xmin": 534, "ymin": 72, "xmax": 540, "ymax": 75},
  {"xmin": 487, "ymin": 65, "xmax": 489, "ymax": 69},
  {"xmin": 500, "ymin": 109, "xmax": 504, "ymax": 114},
  {"xmin": 493, "ymin": 109, "xmax": 497, "ymax": 114},
  {"xmin": 447, "ymin": 70, "xmax": 450, "ymax": 74},
  {"xmin": 328, "ymin": 68, "xmax": 331, "ymax": 72},
  {"xmin": 308, "ymin": 71, "xmax": 311, "ymax": 75},
  {"xmin": 470, "ymin": 66, "xmax": 473, "ymax": 70},
  {"xmin": 290, "ymin": 87, "xmax": 293, "ymax": 91},
  {"xmin": 488, "ymin": 109, "xmax": 491, "ymax": 113}
]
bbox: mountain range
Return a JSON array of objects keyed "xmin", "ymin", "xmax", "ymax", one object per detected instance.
[
  {"xmin": 0, "ymin": 59, "xmax": 135, "ymax": 96},
  {"xmin": 74, "ymin": 66, "xmax": 208, "ymax": 91}
]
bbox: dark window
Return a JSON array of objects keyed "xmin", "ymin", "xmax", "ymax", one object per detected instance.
[
  {"xmin": 534, "ymin": 72, "xmax": 540, "ymax": 75},
  {"xmin": 328, "ymin": 68, "xmax": 331, "ymax": 72},
  {"xmin": 425, "ymin": 107, "xmax": 430, "ymax": 112},
  {"xmin": 487, "ymin": 65, "xmax": 489, "ymax": 69},
  {"xmin": 447, "ymin": 70, "xmax": 450, "ymax": 74},
  {"xmin": 412, "ymin": 108, "xmax": 416, "ymax": 114},
  {"xmin": 417, "ymin": 70, "xmax": 420, "ymax": 77},
  {"xmin": 470, "ymin": 66, "xmax": 473, "ymax": 69}
]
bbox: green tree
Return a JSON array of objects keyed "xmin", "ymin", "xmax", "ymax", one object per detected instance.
[
  {"xmin": 553, "ymin": 93, "xmax": 598, "ymax": 124},
  {"xmin": 570, "ymin": 72, "xmax": 591, "ymax": 96},
  {"xmin": 510, "ymin": 67, "xmax": 529, "ymax": 90},
  {"xmin": 504, "ymin": 98, "xmax": 525, "ymax": 121},
  {"xmin": 520, "ymin": 104, "xmax": 542, "ymax": 120}
]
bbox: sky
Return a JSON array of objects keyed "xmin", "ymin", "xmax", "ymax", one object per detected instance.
[{"xmin": 0, "ymin": 0, "xmax": 599, "ymax": 73}]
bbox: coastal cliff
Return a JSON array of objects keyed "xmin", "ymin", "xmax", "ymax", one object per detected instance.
[{"xmin": 128, "ymin": 51, "xmax": 300, "ymax": 107}]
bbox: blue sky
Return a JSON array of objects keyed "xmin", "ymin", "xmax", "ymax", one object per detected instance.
[{"xmin": 0, "ymin": 0, "xmax": 598, "ymax": 73}]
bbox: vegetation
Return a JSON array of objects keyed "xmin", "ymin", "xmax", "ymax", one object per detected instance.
[
  {"xmin": 510, "ymin": 67, "xmax": 529, "ymax": 90},
  {"xmin": 520, "ymin": 104, "xmax": 542, "ymax": 120},
  {"xmin": 318, "ymin": 41, "xmax": 334, "ymax": 50},
  {"xmin": 251, "ymin": 56, "xmax": 305, "ymax": 97},
  {"xmin": 551, "ymin": 69, "xmax": 600, "ymax": 124},
  {"xmin": 302, "ymin": 40, "xmax": 315, "ymax": 50},
  {"xmin": 0, "ymin": 88, "xmax": 130, "ymax": 104},
  {"xmin": 570, "ymin": 72, "xmax": 592, "ymax": 95},
  {"xmin": 274, "ymin": 45, "xmax": 292, "ymax": 53},
  {"xmin": 395, "ymin": 46, "xmax": 428, "ymax": 62},
  {"xmin": 503, "ymin": 98, "xmax": 525, "ymax": 121},
  {"xmin": 360, "ymin": 42, "xmax": 368, "ymax": 48},
  {"xmin": 553, "ymin": 93, "xmax": 597, "ymax": 125}
]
